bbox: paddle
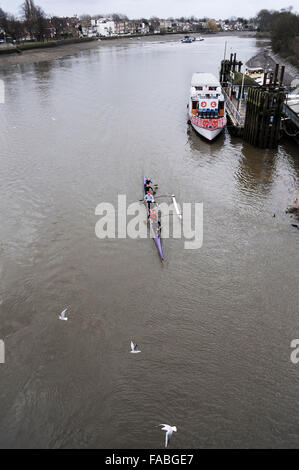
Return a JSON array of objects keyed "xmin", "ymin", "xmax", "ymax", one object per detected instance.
[{"xmin": 153, "ymin": 194, "xmax": 173, "ymax": 199}]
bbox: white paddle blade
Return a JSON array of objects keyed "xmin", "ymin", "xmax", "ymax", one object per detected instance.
[{"xmin": 172, "ymin": 196, "xmax": 182, "ymax": 220}]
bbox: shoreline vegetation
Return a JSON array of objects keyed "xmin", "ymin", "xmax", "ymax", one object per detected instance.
[
  {"xmin": 255, "ymin": 9, "xmax": 299, "ymax": 68},
  {"xmin": 0, "ymin": 36, "xmax": 97, "ymax": 54},
  {"xmin": 0, "ymin": 2, "xmax": 298, "ymax": 69}
]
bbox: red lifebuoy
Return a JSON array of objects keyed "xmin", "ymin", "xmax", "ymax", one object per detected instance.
[
  {"xmin": 201, "ymin": 101, "xmax": 207, "ymax": 108},
  {"xmin": 211, "ymin": 101, "xmax": 217, "ymax": 108},
  {"xmin": 212, "ymin": 120, "xmax": 218, "ymax": 128},
  {"xmin": 202, "ymin": 119, "xmax": 209, "ymax": 128}
]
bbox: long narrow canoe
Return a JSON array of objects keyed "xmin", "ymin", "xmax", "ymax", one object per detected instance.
[{"xmin": 143, "ymin": 176, "xmax": 164, "ymax": 261}]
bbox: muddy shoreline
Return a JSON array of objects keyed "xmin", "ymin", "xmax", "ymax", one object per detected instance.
[
  {"xmin": 0, "ymin": 39, "xmax": 102, "ymax": 68},
  {"xmin": 0, "ymin": 31, "xmax": 256, "ymax": 68},
  {"xmin": 246, "ymin": 48, "xmax": 298, "ymax": 86},
  {"xmin": 0, "ymin": 32, "xmax": 296, "ymax": 89}
]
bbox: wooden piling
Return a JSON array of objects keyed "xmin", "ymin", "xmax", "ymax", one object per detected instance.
[
  {"xmin": 219, "ymin": 53, "xmax": 243, "ymax": 86},
  {"xmin": 273, "ymin": 63, "xmax": 279, "ymax": 86},
  {"xmin": 243, "ymin": 81, "xmax": 285, "ymax": 148},
  {"xmin": 279, "ymin": 66, "xmax": 285, "ymax": 86},
  {"xmin": 219, "ymin": 53, "xmax": 287, "ymax": 148}
]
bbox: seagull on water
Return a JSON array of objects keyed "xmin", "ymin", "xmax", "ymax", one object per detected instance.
[
  {"xmin": 159, "ymin": 424, "xmax": 177, "ymax": 448},
  {"xmin": 130, "ymin": 341, "xmax": 141, "ymax": 353},
  {"xmin": 59, "ymin": 308, "xmax": 68, "ymax": 321}
]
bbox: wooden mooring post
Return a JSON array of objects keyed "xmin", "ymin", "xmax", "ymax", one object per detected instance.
[
  {"xmin": 219, "ymin": 53, "xmax": 287, "ymax": 148},
  {"xmin": 219, "ymin": 55, "xmax": 242, "ymax": 85},
  {"xmin": 243, "ymin": 65, "xmax": 286, "ymax": 148}
]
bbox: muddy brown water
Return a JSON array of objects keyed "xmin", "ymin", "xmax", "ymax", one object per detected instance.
[{"xmin": 0, "ymin": 35, "xmax": 298, "ymax": 448}]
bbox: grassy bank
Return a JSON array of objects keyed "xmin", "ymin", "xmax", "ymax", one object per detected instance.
[{"xmin": 0, "ymin": 37, "xmax": 97, "ymax": 55}]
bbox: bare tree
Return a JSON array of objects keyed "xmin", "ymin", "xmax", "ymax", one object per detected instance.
[
  {"xmin": 79, "ymin": 14, "xmax": 91, "ymax": 21},
  {"xmin": 149, "ymin": 16, "xmax": 160, "ymax": 33},
  {"xmin": 35, "ymin": 5, "xmax": 47, "ymax": 40},
  {"xmin": 0, "ymin": 8, "xmax": 25, "ymax": 42},
  {"xmin": 92, "ymin": 14, "xmax": 104, "ymax": 20},
  {"xmin": 255, "ymin": 9, "xmax": 276, "ymax": 31},
  {"xmin": 21, "ymin": 0, "xmax": 47, "ymax": 40},
  {"xmin": 0, "ymin": 7, "xmax": 8, "ymax": 31},
  {"xmin": 6, "ymin": 14, "xmax": 25, "ymax": 41},
  {"xmin": 111, "ymin": 13, "xmax": 128, "ymax": 21}
]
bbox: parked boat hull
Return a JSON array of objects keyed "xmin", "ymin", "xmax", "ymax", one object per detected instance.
[
  {"xmin": 190, "ymin": 122, "xmax": 223, "ymax": 140},
  {"xmin": 189, "ymin": 115, "xmax": 227, "ymax": 141}
]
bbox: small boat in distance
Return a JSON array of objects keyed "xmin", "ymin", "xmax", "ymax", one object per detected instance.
[
  {"xmin": 181, "ymin": 35, "xmax": 194, "ymax": 43},
  {"xmin": 188, "ymin": 73, "xmax": 227, "ymax": 141}
]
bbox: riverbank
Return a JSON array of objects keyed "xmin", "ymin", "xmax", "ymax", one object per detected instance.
[
  {"xmin": 0, "ymin": 37, "xmax": 101, "ymax": 67},
  {"xmin": 0, "ymin": 37, "xmax": 97, "ymax": 55},
  {"xmin": 246, "ymin": 48, "xmax": 298, "ymax": 86},
  {"xmin": 0, "ymin": 31, "xmax": 255, "ymax": 68}
]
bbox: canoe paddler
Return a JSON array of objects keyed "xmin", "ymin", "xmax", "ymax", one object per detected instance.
[
  {"xmin": 144, "ymin": 191, "xmax": 154, "ymax": 217},
  {"xmin": 146, "ymin": 183, "xmax": 153, "ymax": 193},
  {"xmin": 144, "ymin": 178, "xmax": 153, "ymax": 193}
]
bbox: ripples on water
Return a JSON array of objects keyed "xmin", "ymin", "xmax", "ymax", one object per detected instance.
[{"xmin": 0, "ymin": 36, "xmax": 298, "ymax": 448}]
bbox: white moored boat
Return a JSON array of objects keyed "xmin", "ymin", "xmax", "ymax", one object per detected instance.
[{"xmin": 188, "ymin": 73, "xmax": 226, "ymax": 141}]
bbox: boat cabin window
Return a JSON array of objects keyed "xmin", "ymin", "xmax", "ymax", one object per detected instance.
[
  {"xmin": 192, "ymin": 101, "xmax": 199, "ymax": 110},
  {"xmin": 209, "ymin": 86, "xmax": 217, "ymax": 91},
  {"xmin": 195, "ymin": 86, "xmax": 203, "ymax": 91}
]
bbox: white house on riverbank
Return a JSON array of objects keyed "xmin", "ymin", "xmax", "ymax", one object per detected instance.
[
  {"xmin": 91, "ymin": 18, "xmax": 115, "ymax": 36},
  {"xmin": 82, "ymin": 18, "xmax": 150, "ymax": 37}
]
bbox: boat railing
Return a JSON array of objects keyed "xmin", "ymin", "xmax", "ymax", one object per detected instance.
[{"xmin": 222, "ymin": 88, "xmax": 245, "ymax": 127}]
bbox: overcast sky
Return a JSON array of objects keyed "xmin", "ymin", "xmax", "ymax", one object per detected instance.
[{"xmin": 0, "ymin": 0, "xmax": 297, "ymax": 19}]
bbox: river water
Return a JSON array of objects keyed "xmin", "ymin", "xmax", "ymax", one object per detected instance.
[{"xmin": 0, "ymin": 35, "xmax": 298, "ymax": 449}]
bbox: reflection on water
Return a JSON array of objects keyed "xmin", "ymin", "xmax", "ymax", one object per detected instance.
[
  {"xmin": 0, "ymin": 35, "xmax": 298, "ymax": 449},
  {"xmin": 187, "ymin": 125, "xmax": 227, "ymax": 159},
  {"xmin": 236, "ymin": 144, "xmax": 277, "ymax": 194}
]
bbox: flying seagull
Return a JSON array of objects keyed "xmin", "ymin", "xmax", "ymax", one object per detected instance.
[
  {"xmin": 130, "ymin": 341, "xmax": 141, "ymax": 353},
  {"xmin": 59, "ymin": 308, "xmax": 68, "ymax": 321},
  {"xmin": 159, "ymin": 424, "xmax": 177, "ymax": 448}
]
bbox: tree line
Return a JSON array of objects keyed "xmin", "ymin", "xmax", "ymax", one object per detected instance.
[
  {"xmin": 0, "ymin": 0, "xmax": 47, "ymax": 41},
  {"xmin": 1, "ymin": 1, "xmax": 298, "ymax": 66},
  {"xmin": 0, "ymin": 1, "xmax": 255, "ymax": 43},
  {"xmin": 256, "ymin": 7, "xmax": 299, "ymax": 66}
]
